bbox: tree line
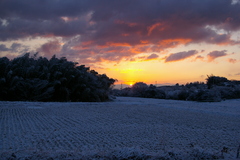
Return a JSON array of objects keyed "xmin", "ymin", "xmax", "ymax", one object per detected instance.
[
  {"xmin": 0, "ymin": 53, "xmax": 116, "ymax": 102},
  {"xmin": 113, "ymin": 75, "xmax": 240, "ymax": 102}
]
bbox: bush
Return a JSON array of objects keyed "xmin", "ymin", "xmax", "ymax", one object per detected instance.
[
  {"xmin": 154, "ymin": 89, "xmax": 166, "ymax": 99},
  {"xmin": 0, "ymin": 53, "xmax": 116, "ymax": 102},
  {"xmin": 165, "ymin": 90, "xmax": 181, "ymax": 100},
  {"xmin": 233, "ymin": 89, "xmax": 240, "ymax": 98},
  {"xmin": 178, "ymin": 90, "xmax": 190, "ymax": 100},
  {"xmin": 206, "ymin": 75, "xmax": 229, "ymax": 89},
  {"xmin": 142, "ymin": 85, "xmax": 166, "ymax": 99},
  {"xmin": 195, "ymin": 89, "xmax": 222, "ymax": 102},
  {"xmin": 215, "ymin": 86, "xmax": 240, "ymax": 99},
  {"xmin": 130, "ymin": 82, "xmax": 148, "ymax": 97}
]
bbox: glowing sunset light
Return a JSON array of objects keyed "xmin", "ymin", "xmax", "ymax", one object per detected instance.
[{"xmin": 1, "ymin": 0, "xmax": 240, "ymax": 86}]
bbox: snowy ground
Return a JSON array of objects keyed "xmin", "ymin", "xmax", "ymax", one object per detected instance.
[{"xmin": 0, "ymin": 97, "xmax": 240, "ymax": 159}]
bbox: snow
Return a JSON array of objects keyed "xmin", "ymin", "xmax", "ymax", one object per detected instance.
[{"xmin": 0, "ymin": 97, "xmax": 240, "ymax": 159}]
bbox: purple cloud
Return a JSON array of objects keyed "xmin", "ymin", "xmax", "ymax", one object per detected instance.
[
  {"xmin": 0, "ymin": 44, "xmax": 9, "ymax": 51},
  {"xmin": 165, "ymin": 50, "xmax": 198, "ymax": 62},
  {"xmin": 207, "ymin": 50, "xmax": 228, "ymax": 62},
  {"xmin": 0, "ymin": 43, "xmax": 22, "ymax": 52},
  {"xmin": 145, "ymin": 53, "xmax": 159, "ymax": 60},
  {"xmin": 0, "ymin": 0, "xmax": 240, "ymax": 64}
]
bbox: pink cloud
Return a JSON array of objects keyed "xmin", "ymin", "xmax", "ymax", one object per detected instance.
[
  {"xmin": 38, "ymin": 40, "xmax": 62, "ymax": 58},
  {"xmin": 207, "ymin": 50, "xmax": 228, "ymax": 62}
]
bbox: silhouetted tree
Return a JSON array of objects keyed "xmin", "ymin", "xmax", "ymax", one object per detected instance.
[
  {"xmin": 0, "ymin": 53, "xmax": 116, "ymax": 102},
  {"xmin": 206, "ymin": 75, "xmax": 229, "ymax": 89}
]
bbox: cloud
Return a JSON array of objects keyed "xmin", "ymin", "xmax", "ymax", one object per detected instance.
[
  {"xmin": 38, "ymin": 40, "xmax": 62, "ymax": 58},
  {"xmin": 0, "ymin": 44, "xmax": 9, "ymax": 51},
  {"xmin": 1, "ymin": 1, "xmax": 240, "ymax": 42},
  {"xmin": 231, "ymin": 0, "xmax": 240, "ymax": 5},
  {"xmin": 200, "ymin": 75, "xmax": 205, "ymax": 78},
  {"xmin": 207, "ymin": 50, "xmax": 228, "ymax": 62},
  {"xmin": 145, "ymin": 53, "xmax": 159, "ymax": 60},
  {"xmin": 228, "ymin": 58, "xmax": 238, "ymax": 63},
  {"xmin": 0, "ymin": 43, "xmax": 22, "ymax": 52},
  {"xmin": 1, "ymin": 0, "xmax": 240, "ymax": 64},
  {"xmin": 165, "ymin": 50, "xmax": 198, "ymax": 62},
  {"xmin": 10, "ymin": 43, "xmax": 22, "ymax": 52},
  {"xmin": 195, "ymin": 55, "xmax": 204, "ymax": 61},
  {"xmin": 130, "ymin": 53, "xmax": 159, "ymax": 62}
]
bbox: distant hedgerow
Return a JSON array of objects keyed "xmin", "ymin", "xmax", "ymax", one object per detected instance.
[
  {"xmin": 0, "ymin": 53, "xmax": 116, "ymax": 102},
  {"xmin": 113, "ymin": 78, "xmax": 240, "ymax": 102}
]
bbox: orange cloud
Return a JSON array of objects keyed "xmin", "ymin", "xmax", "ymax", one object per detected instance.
[
  {"xmin": 106, "ymin": 42, "xmax": 131, "ymax": 47},
  {"xmin": 140, "ymin": 40, "xmax": 149, "ymax": 44},
  {"xmin": 129, "ymin": 47, "xmax": 144, "ymax": 54},
  {"xmin": 73, "ymin": 41, "xmax": 94, "ymax": 50},
  {"xmin": 147, "ymin": 23, "xmax": 164, "ymax": 36},
  {"xmin": 159, "ymin": 38, "xmax": 192, "ymax": 48},
  {"xmin": 82, "ymin": 41, "xmax": 94, "ymax": 46},
  {"xmin": 194, "ymin": 55, "xmax": 204, "ymax": 61}
]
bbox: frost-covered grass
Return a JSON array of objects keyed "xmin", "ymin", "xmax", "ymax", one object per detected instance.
[{"xmin": 0, "ymin": 97, "xmax": 240, "ymax": 159}]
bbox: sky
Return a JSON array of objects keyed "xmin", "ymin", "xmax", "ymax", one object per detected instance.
[{"xmin": 1, "ymin": 0, "xmax": 240, "ymax": 86}]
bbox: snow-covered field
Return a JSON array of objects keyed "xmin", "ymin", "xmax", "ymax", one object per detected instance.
[{"xmin": 0, "ymin": 97, "xmax": 240, "ymax": 159}]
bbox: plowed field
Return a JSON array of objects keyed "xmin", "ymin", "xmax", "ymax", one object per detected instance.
[{"xmin": 1, "ymin": 97, "xmax": 240, "ymax": 159}]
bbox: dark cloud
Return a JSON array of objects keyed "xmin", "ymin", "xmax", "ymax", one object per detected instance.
[
  {"xmin": 0, "ymin": 43, "xmax": 22, "ymax": 52},
  {"xmin": 0, "ymin": 44, "xmax": 9, "ymax": 51},
  {"xmin": 1, "ymin": 0, "xmax": 240, "ymax": 63},
  {"xmin": 0, "ymin": 16, "xmax": 89, "ymax": 41},
  {"xmin": 82, "ymin": 0, "xmax": 240, "ymax": 47},
  {"xmin": 0, "ymin": 0, "xmax": 91, "ymax": 20},
  {"xmin": 10, "ymin": 43, "xmax": 22, "ymax": 52},
  {"xmin": 207, "ymin": 50, "xmax": 228, "ymax": 62},
  {"xmin": 165, "ymin": 50, "xmax": 198, "ymax": 62}
]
